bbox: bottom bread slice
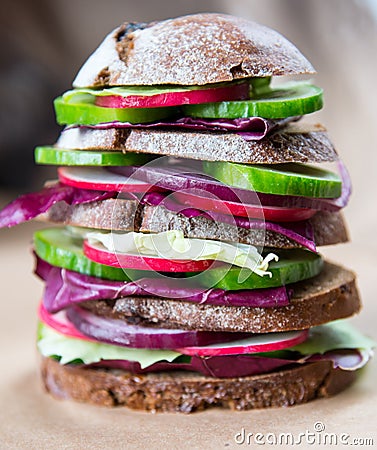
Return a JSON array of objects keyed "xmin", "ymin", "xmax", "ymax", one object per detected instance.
[{"xmin": 41, "ymin": 357, "xmax": 357, "ymax": 413}]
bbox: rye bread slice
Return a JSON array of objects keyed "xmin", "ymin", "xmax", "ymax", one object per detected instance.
[
  {"xmin": 81, "ymin": 262, "xmax": 360, "ymax": 333},
  {"xmin": 41, "ymin": 356, "xmax": 357, "ymax": 412},
  {"xmin": 141, "ymin": 206, "xmax": 348, "ymax": 249},
  {"xmin": 57, "ymin": 123, "xmax": 338, "ymax": 164},
  {"xmin": 73, "ymin": 13, "xmax": 314, "ymax": 88},
  {"xmin": 42, "ymin": 199, "xmax": 140, "ymax": 231},
  {"xmin": 39, "ymin": 199, "xmax": 348, "ymax": 249}
]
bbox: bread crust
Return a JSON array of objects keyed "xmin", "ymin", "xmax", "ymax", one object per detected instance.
[
  {"xmin": 39, "ymin": 200, "xmax": 348, "ymax": 249},
  {"xmin": 57, "ymin": 123, "xmax": 338, "ymax": 164},
  {"xmin": 140, "ymin": 207, "xmax": 348, "ymax": 249},
  {"xmin": 41, "ymin": 356, "xmax": 357, "ymax": 412},
  {"xmin": 73, "ymin": 14, "xmax": 315, "ymax": 88},
  {"xmin": 81, "ymin": 262, "xmax": 360, "ymax": 333}
]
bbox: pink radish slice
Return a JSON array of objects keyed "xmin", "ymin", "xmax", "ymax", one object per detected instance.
[
  {"xmin": 173, "ymin": 191, "xmax": 316, "ymax": 222},
  {"xmin": 95, "ymin": 82, "xmax": 250, "ymax": 109},
  {"xmin": 58, "ymin": 166, "xmax": 157, "ymax": 193},
  {"xmin": 177, "ymin": 329, "xmax": 309, "ymax": 356},
  {"xmin": 83, "ymin": 240, "xmax": 221, "ymax": 273},
  {"xmin": 38, "ymin": 302, "xmax": 94, "ymax": 342}
]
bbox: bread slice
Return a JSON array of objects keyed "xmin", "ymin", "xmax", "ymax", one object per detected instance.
[
  {"xmin": 141, "ymin": 207, "xmax": 348, "ymax": 249},
  {"xmin": 39, "ymin": 199, "xmax": 348, "ymax": 249},
  {"xmin": 81, "ymin": 262, "xmax": 360, "ymax": 333},
  {"xmin": 41, "ymin": 356, "xmax": 357, "ymax": 412},
  {"xmin": 57, "ymin": 123, "xmax": 338, "ymax": 164},
  {"xmin": 73, "ymin": 13, "xmax": 315, "ymax": 88}
]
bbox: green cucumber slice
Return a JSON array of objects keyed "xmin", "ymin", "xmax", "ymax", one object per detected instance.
[
  {"xmin": 34, "ymin": 228, "xmax": 130, "ymax": 281},
  {"xmin": 34, "ymin": 146, "xmax": 154, "ymax": 166},
  {"xmin": 196, "ymin": 250, "xmax": 323, "ymax": 290},
  {"xmin": 54, "ymin": 95, "xmax": 177, "ymax": 125},
  {"xmin": 202, "ymin": 161, "xmax": 342, "ymax": 198},
  {"xmin": 182, "ymin": 82, "xmax": 323, "ymax": 119}
]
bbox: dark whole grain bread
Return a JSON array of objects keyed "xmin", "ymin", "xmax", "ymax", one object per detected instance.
[
  {"xmin": 73, "ymin": 13, "xmax": 315, "ymax": 88},
  {"xmin": 140, "ymin": 206, "xmax": 348, "ymax": 249},
  {"xmin": 43, "ymin": 198, "xmax": 139, "ymax": 231},
  {"xmin": 81, "ymin": 262, "xmax": 360, "ymax": 333},
  {"xmin": 39, "ymin": 199, "xmax": 348, "ymax": 249},
  {"xmin": 56, "ymin": 123, "xmax": 338, "ymax": 164},
  {"xmin": 41, "ymin": 356, "xmax": 357, "ymax": 412}
]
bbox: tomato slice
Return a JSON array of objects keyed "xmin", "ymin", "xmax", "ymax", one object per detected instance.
[
  {"xmin": 95, "ymin": 82, "xmax": 249, "ymax": 108},
  {"xmin": 173, "ymin": 191, "xmax": 316, "ymax": 222},
  {"xmin": 83, "ymin": 240, "xmax": 220, "ymax": 272},
  {"xmin": 58, "ymin": 166, "xmax": 160, "ymax": 193},
  {"xmin": 177, "ymin": 329, "xmax": 309, "ymax": 357}
]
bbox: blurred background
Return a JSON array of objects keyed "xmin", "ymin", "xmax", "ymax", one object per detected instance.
[{"xmin": 0, "ymin": 0, "xmax": 376, "ymax": 323}]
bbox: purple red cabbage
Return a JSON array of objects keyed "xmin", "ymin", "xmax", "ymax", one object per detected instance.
[
  {"xmin": 35, "ymin": 256, "xmax": 290, "ymax": 314},
  {"xmin": 73, "ymin": 116, "xmax": 297, "ymax": 141},
  {"xmin": 0, "ymin": 183, "xmax": 117, "ymax": 228},
  {"xmin": 88, "ymin": 354, "xmax": 296, "ymax": 378},
  {"xmin": 84, "ymin": 348, "xmax": 367, "ymax": 378}
]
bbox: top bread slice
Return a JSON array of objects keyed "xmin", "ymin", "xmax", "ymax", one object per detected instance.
[{"xmin": 73, "ymin": 13, "xmax": 315, "ymax": 88}]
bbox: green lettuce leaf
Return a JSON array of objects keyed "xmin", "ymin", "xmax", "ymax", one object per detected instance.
[
  {"xmin": 87, "ymin": 229, "xmax": 278, "ymax": 277},
  {"xmin": 37, "ymin": 320, "xmax": 375, "ymax": 370},
  {"xmin": 291, "ymin": 320, "xmax": 375, "ymax": 355},
  {"xmin": 37, "ymin": 322, "xmax": 180, "ymax": 368}
]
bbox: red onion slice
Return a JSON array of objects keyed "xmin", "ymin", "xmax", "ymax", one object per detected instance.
[{"xmin": 66, "ymin": 305, "xmax": 251, "ymax": 349}]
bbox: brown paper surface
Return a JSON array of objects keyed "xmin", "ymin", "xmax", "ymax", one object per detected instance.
[{"xmin": 1, "ymin": 222, "xmax": 376, "ymax": 450}]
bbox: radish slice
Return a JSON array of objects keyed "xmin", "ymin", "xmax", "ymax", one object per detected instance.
[
  {"xmin": 95, "ymin": 82, "xmax": 249, "ymax": 109},
  {"xmin": 83, "ymin": 239, "xmax": 220, "ymax": 272},
  {"xmin": 58, "ymin": 166, "xmax": 157, "ymax": 193},
  {"xmin": 177, "ymin": 329, "xmax": 309, "ymax": 356},
  {"xmin": 38, "ymin": 302, "xmax": 94, "ymax": 342},
  {"xmin": 173, "ymin": 191, "xmax": 316, "ymax": 222},
  {"xmin": 66, "ymin": 305, "xmax": 250, "ymax": 349}
]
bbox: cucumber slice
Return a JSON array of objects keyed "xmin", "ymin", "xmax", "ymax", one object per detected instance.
[
  {"xmin": 34, "ymin": 228, "xmax": 130, "ymax": 281},
  {"xmin": 54, "ymin": 96, "xmax": 177, "ymax": 125},
  {"xmin": 203, "ymin": 161, "xmax": 342, "ymax": 198},
  {"xmin": 34, "ymin": 146, "xmax": 154, "ymax": 166},
  {"xmin": 197, "ymin": 250, "xmax": 323, "ymax": 290},
  {"xmin": 182, "ymin": 82, "xmax": 323, "ymax": 119}
]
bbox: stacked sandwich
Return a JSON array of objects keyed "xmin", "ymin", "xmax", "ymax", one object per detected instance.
[{"xmin": 0, "ymin": 14, "xmax": 374, "ymax": 412}]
